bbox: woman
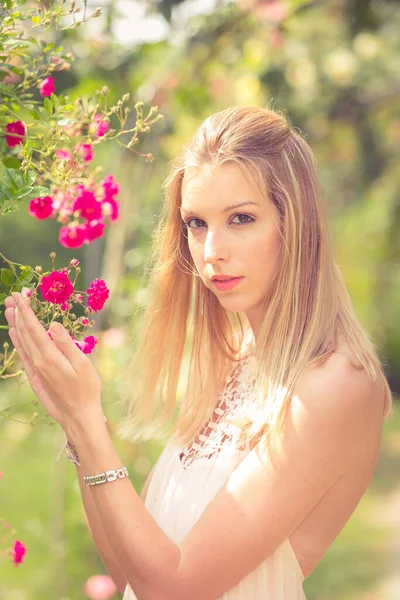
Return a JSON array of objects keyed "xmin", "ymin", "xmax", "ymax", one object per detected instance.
[{"xmin": 5, "ymin": 105, "xmax": 393, "ymax": 599}]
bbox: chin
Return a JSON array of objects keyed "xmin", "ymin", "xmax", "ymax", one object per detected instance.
[{"xmin": 217, "ymin": 297, "xmax": 250, "ymax": 313}]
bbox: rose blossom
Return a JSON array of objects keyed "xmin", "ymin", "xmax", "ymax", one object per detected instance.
[
  {"xmin": 73, "ymin": 189, "xmax": 102, "ymax": 221},
  {"xmin": 77, "ymin": 143, "xmax": 93, "ymax": 162},
  {"xmin": 84, "ymin": 219, "xmax": 105, "ymax": 242},
  {"xmin": 73, "ymin": 335, "xmax": 98, "ymax": 355},
  {"xmin": 39, "ymin": 270, "xmax": 74, "ymax": 304},
  {"xmin": 5, "ymin": 120, "xmax": 25, "ymax": 147},
  {"xmin": 59, "ymin": 224, "xmax": 87, "ymax": 249},
  {"xmin": 11, "ymin": 540, "xmax": 27, "ymax": 567},
  {"xmin": 102, "ymin": 174, "xmax": 119, "ymax": 199},
  {"xmin": 29, "ymin": 196, "xmax": 54, "ymax": 220},
  {"xmin": 93, "ymin": 114, "xmax": 110, "ymax": 138},
  {"xmin": 101, "ymin": 197, "xmax": 119, "ymax": 222},
  {"xmin": 86, "ymin": 279, "xmax": 110, "ymax": 312},
  {"xmin": 55, "ymin": 149, "xmax": 74, "ymax": 168},
  {"xmin": 83, "ymin": 574, "xmax": 117, "ymax": 599},
  {"xmin": 39, "ymin": 76, "xmax": 55, "ymax": 97}
]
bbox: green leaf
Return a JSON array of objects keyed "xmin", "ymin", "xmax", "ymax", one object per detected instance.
[
  {"xmin": 2, "ymin": 157, "xmax": 21, "ymax": 169},
  {"xmin": 44, "ymin": 97, "xmax": 53, "ymax": 116},
  {"xmin": 3, "ymin": 168, "xmax": 24, "ymax": 192},
  {"xmin": 29, "ymin": 109, "xmax": 41, "ymax": 120},
  {"xmin": 1, "ymin": 268, "xmax": 15, "ymax": 286},
  {"xmin": 16, "ymin": 186, "xmax": 50, "ymax": 201},
  {"xmin": 51, "ymin": 93, "xmax": 60, "ymax": 109},
  {"xmin": 3, "ymin": 167, "xmax": 24, "ymax": 189},
  {"xmin": 2, "ymin": 204, "xmax": 19, "ymax": 214},
  {"xmin": 9, "ymin": 65, "xmax": 24, "ymax": 76},
  {"xmin": 17, "ymin": 267, "xmax": 34, "ymax": 286},
  {"xmin": 0, "ymin": 182, "xmax": 13, "ymax": 201},
  {"xmin": 0, "ymin": 292, "xmax": 7, "ymax": 305},
  {"xmin": 23, "ymin": 170, "xmax": 36, "ymax": 186}
]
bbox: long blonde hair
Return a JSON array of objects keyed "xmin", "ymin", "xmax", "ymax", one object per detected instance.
[{"xmin": 118, "ymin": 105, "xmax": 393, "ymax": 449}]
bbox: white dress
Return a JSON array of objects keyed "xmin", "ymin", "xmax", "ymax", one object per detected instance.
[{"xmin": 123, "ymin": 342, "xmax": 306, "ymax": 600}]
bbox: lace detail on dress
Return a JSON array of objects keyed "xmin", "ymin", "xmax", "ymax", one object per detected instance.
[{"xmin": 179, "ymin": 351, "xmax": 258, "ymax": 469}]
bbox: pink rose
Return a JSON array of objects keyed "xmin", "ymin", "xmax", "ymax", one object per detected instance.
[
  {"xmin": 39, "ymin": 270, "xmax": 74, "ymax": 304},
  {"xmin": 73, "ymin": 189, "xmax": 102, "ymax": 221},
  {"xmin": 83, "ymin": 574, "xmax": 117, "ymax": 599},
  {"xmin": 86, "ymin": 279, "xmax": 110, "ymax": 312},
  {"xmin": 102, "ymin": 174, "xmax": 119, "ymax": 199},
  {"xmin": 29, "ymin": 196, "xmax": 54, "ymax": 220},
  {"xmin": 59, "ymin": 225, "xmax": 87, "ymax": 249},
  {"xmin": 93, "ymin": 114, "xmax": 110, "ymax": 138},
  {"xmin": 11, "ymin": 540, "xmax": 27, "ymax": 567},
  {"xmin": 77, "ymin": 143, "xmax": 93, "ymax": 162},
  {"xmin": 39, "ymin": 76, "xmax": 55, "ymax": 97},
  {"xmin": 5, "ymin": 120, "xmax": 25, "ymax": 147},
  {"xmin": 101, "ymin": 198, "xmax": 119, "ymax": 222},
  {"xmin": 83, "ymin": 219, "xmax": 105, "ymax": 242},
  {"xmin": 55, "ymin": 149, "xmax": 74, "ymax": 167},
  {"xmin": 74, "ymin": 335, "xmax": 98, "ymax": 355}
]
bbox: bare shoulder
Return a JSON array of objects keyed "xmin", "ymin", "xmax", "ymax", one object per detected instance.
[{"xmin": 292, "ymin": 348, "xmax": 385, "ymax": 460}]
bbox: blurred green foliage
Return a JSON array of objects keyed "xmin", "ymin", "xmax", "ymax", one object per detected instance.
[{"xmin": 0, "ymin": 0, "xmax": 399, "ymax": 598}]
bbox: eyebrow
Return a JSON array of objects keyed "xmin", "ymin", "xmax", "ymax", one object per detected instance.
[{"xmin": 179, "ymin": 201, "xmax": 260, "ymax": 215}]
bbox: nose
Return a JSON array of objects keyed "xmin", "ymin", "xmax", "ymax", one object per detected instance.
[{"xmin": 203, "ymin": 229, "xmax": 229, "ymax": 264}]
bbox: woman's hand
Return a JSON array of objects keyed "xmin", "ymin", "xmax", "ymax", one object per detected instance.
[
  {"xmin": 4, "ymin": 292, "xmax": 103, "ymax": 429},
  {"xmin": 4, "ymin": 294, "xmax": 67, "ymax": 431}
]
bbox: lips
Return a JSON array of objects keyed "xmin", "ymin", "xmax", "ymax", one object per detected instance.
[
  {"xmin": 214, "ymin": 277, "xmax": 237, "ymax": 282},
  {"xmin": 212, "ymin": 276, "xmax": 244, "ymax": 291},
  {"xmin": 211, "ymin": 275, "xmax": 242, "ymax": 281}
]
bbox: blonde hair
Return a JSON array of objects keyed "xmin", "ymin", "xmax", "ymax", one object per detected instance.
[{"xmin": 119, "ymin": 105, "xmax": 393, "ymax": 450}]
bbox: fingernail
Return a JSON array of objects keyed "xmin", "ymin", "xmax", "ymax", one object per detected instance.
[{"xmin": 50, "ymin": 322, "xmax": 63, "ymax": 335}]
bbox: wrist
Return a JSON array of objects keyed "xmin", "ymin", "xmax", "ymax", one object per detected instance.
[
  {"xmin": 65, "ymin": 414, "xmax": 108, "ymax": 466},
  {"xmin": 65, "ymin": 405, "xmax": 106, "ymax": 441}
]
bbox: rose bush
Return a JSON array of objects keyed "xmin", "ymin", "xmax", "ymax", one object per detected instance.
[{"xmin": 0, "ymin": 0, "xmax": 163, "ymax": 568}]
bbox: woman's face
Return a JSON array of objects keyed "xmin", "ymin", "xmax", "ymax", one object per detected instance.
[{"xmin": 180, "ymin": 162, "xmax": 281, "ymax": 339}]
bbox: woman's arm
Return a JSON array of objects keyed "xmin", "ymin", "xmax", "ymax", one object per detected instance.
[
  {"xmin": 74, "ymin": 457, "xmax": 128, "ymax": 595},
  {"xmin": 73, "ymin": 452, "xmax": 157, "ymax": 596}
]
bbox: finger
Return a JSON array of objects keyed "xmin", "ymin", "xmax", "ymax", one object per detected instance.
[
  {"xmin": 48, "ymin": 322, "xmax": 88, "ymax": 374},
  {"xmin": 4, "ymin": 306, "xmax": 16, "ymax": 328},
  {"xmin": 9, "ymin": 326, "xmax": 56, "ymax": 404},
  {"xmin": 8, "ymin": 326, "xmax": 38, "ymax": 380},
  {"xmin": 13, "ymin": 294, "xmax": 72, "ymax": 375},
  {"xmin": 4, "ymin": 296, "xmax": 16, "ymax": 309},
  {"xmin": 13, "ymin": 309, "xmax": 42, "ymax": 373},
  {"xmin": 6, "ymin": 293, "xmax": 32, "ymax": 332}
]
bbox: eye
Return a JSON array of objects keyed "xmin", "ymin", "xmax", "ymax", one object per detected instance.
[{"xmin": 184, "ymin": 213, "xmax": 255, "ymax": 230}]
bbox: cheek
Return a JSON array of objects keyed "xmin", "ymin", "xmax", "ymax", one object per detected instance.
[
  {"xmin": 187, "ymin": 238, "xmax": 203, "ymax": 271},
  {"xmin": 248, "ymin": 231, "xmax": 281, "ymax": 268}
]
